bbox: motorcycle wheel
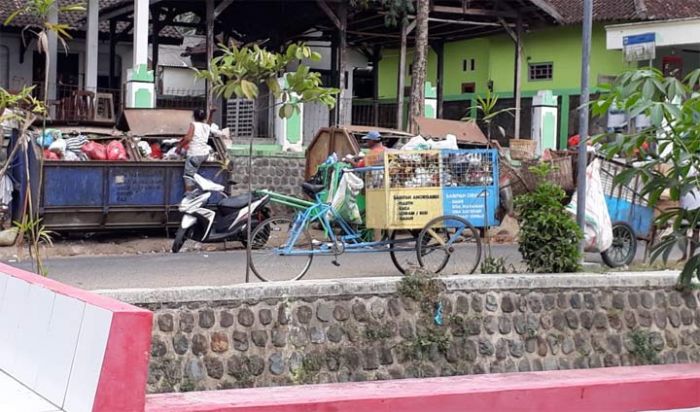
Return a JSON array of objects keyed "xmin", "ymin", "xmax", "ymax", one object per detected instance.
[{"xmin": 172, "ymin": 227, "xmax": 189, "ymax": 253}]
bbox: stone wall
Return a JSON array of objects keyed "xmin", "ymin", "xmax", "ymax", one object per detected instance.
[
  {"xmin": 230, "ymin": 153, "xmax": 306, "ymax": 199},
  {"xmin": 100, "ymin": 272, "xmax": 700, "ymax": 394}
]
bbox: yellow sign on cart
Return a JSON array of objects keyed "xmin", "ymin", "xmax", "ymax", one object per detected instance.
[{"xmin": 388, "ymin": 188, "xmax": 443, "ymax": 228}]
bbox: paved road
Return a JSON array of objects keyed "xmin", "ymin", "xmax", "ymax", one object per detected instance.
[{"xmin": 3, "ymin": 244, "xmax": 644, "ymax": 290}]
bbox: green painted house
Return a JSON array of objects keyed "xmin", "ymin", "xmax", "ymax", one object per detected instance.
[{"xmin": 374, "ymin": 0, "xmax": 700, "ymax": 147}]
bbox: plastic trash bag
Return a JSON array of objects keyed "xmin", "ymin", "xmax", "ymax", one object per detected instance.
[
  {"xmin": 402, "ymin": 135, "xmax": 430, "ymax": 150},
  {"xmin": 566, "ymin": 158, "xmax": 613, "ymax": 253},
  {"xmin": 107, "ymin": 140, "xmax": 128, "ymax": 161},
  {"xmin": 81, "ymin": 141, "xmax": 107, "ymax": 160},
  {"xmin": 329, "ymin": 171, "xmax": 364, "ymax": 225},
  {"xmin": 429, "ymin": 134, "xmax": 459, "ymax": 150},
  {"xmin": 64, "ymin": 151, "xmax": 80, "ymax": 161},
  {"xmin": 43, "ymin": 149, "xmax": 59, "ymax": 160},
  {"xmin": 137, "ymin": 141, "xmax": 152, "ymax": 158},
  {"xmin": 49, "ymin": 138, "xmax": 67, "ymax": 156}
]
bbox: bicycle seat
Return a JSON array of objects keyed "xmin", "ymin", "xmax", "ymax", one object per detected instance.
[{"xmin": 302, "ymin": 182, "xmax": 325, "ymax": 198}]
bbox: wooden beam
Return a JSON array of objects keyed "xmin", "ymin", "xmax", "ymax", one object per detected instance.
[
  {"xmin": 151, "ymin": 5, "xmax": 161, "ymax": 94},
  {"xmin": 206, "ymin": 0, "xmax": 215, "ymax": 117},
  {"xmin": 330, "ymin": 33, "xmax": 338, "ymax": 126},
  {"xmin": 317, "ymin": 0, "xmax": 341, "ymax": 29},
  {"xmin": 498, "ymin": 17, "xmax": 517, "ymax": 42},
  {"xmin": 396, "ymin": 20, "xmax": 408, "ymax": 130},
  {"xmin": 513, "ymin": 15, "xmax": 523, "ymax": 139},
  {"xmin": 372, "ymin": 45, "xmax": 381, "ymax": 127},
  {"xmin": 433, "ymin": 41, "xmax": 444, "ymax": 119},
  {"xmin": 214, "ymin": 0, "xmax": 234, "ymax": 18},
  {"xmin": 337, "ymin": 1, "xmax": 348, "ymax": 125},
  {"xmin": 427, "ymin": 16, "xmax": 508, "ymax": 27},
  {"xmin": 109, "ymin": 19, "xmax": 117, "ymax": 89},
  {"xmin": 431, "ymin": 5, "xmax": 517, "ymax": 18},
  {"xmin": 527, "ymin": 0, "xmax": 565, "ymax": 23}
]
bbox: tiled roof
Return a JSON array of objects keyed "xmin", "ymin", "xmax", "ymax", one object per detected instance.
[
  {"xmin": 546, "ymin": 0, "xmax": 700, "ymax": 24},
  {"xmin": 0, "ymin": 0, "xmax": 181, "ymax": 38},
  {"xmin": 643, "ymin": 0, "xmax": 700, "ymax": 20}
]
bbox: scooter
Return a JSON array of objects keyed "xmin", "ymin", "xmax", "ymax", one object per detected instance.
[{"xmin": 172, "ymin": 174, "xmax": 271, "ymax": 253}]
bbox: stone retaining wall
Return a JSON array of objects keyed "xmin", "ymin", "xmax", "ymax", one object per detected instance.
[
  {"xmin": 230, "ymin": 153, "xmax": 306, "ymax": 199},
  {"xmin": 100, "ymin": 272, "xmax": 700, "ymax": 394}
]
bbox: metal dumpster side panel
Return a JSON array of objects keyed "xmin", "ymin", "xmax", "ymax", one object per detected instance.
[
  {"xmin": 44, "ymin": 165, "xmax": 105, "ymax": 207},
  {"xmin": 108, "ymin": 167, "xmax": 167, "ymax": 205},
  {"xmin": 39, "ymin": 161, "xmax": 229, "ymax": 231}
]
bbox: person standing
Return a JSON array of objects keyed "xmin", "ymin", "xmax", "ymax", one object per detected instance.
[
  {"xmin": 179, "ymin": 108, "xmax": 211, "ymax": 197},
  {"xmin": 352, "ymin": 130, "xmax": 385, "ymax": 167}
]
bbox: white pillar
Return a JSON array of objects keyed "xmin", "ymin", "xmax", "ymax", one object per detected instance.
[
  {"xmin": 126, "ymin": 0, "xmax": 155, "ymax": 108},
  {"xmin": 133, "ymin": 0, "xmax": 149, "ymax": 68},
  {"xmin": 47, "ymin": 6, "xmax": 58, "ymax": 102},
  {"xmin": 85, "ymin": 0, "xmax": 99, "ymax": 92}
]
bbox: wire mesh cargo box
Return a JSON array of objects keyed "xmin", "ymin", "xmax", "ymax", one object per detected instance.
[
  {"xmin": 599, "ymin": 157, "xmax": 653, "ymax": 239},
  {"xmin": 365, "ymin": 149, "xmax": 499, "ymax": 229}
]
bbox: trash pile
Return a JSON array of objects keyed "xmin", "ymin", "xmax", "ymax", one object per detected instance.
[
  {"xmin": 37, "ymin": 129, "xmax": 130, "ymax": 161},
  {"xmin": 31, "ymin": 127, "xmax": 226, "ymax": 163}
]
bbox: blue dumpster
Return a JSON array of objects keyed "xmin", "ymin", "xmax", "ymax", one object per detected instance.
[{"xmin": 11, "ymin": 109, "xmax": 230, "ymax": 231}]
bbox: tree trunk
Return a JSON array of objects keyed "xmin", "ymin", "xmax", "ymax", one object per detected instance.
[{"xmin": 409, "ymin": 0, "xmax": 429, "ymax": 133}]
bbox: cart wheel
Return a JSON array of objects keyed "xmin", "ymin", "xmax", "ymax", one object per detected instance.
[
  {"xmin": 389, "ymin": 230, "xmax": 421, "ymax": 274},
  {"xmin": 417, "ymin": 215, "xmax": 482, "ymax": 275},
  {"xmin": 249, "ymin": 216, "xmax": 314, "ymax": 282},
  {"xmin": 602, "ymin": 222, "xmax": 637, "ymax": 268}
]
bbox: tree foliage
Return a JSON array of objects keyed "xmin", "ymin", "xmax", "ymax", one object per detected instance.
[
  {"xmin": 593, "ymin": 68, "xmax": 700, "ymax": 289},
  {"xmin": 199, "ymin": 43, "xmax": 338, "ymax": 118}
]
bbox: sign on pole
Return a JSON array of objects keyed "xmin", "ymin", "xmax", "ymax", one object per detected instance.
[{"xmin": 623, "ymin": 32, "xmax": 656, "ymax": 62}]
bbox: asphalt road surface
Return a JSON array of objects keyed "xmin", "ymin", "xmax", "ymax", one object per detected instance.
[{"xmin": 3, "ymin": 244, "xmax": 648, "ymax": 290}]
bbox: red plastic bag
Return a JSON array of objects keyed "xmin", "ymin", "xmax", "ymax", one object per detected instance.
[
  {"xmin": 43, "ymin": 149, "xmax": 59, "ymax": 160},
  {"xmin": 82, "ymin": 141, "xmax": 107, "ymax": 160},
  {"xmin": 150, "ymin": 142, "xmax": 162, "ymax": 159},
  {"xmin": 106, "ymin": 140, "xmax": 128, "ymax": 161}
]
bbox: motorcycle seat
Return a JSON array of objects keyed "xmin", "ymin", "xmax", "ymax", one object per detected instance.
[
  {"xmin": 218, "ymin": 194, "xmax": 253, "ymax": 210},
  {"xmin": 302, "ymin": 182, "xmax": 325, "ymax": 198}
]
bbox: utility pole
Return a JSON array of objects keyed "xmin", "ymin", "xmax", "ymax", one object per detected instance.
[{"xmin": 577, "ymin": 0, "xmax": 593, "ymax": 257}]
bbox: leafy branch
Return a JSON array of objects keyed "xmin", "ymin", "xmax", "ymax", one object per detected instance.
[
  {"xmin": 197, "ymin": 42, "xmax": 339, "ymax": 118},
  {"xmin": 593, "ymin": 67, "xmax": 700, "ymax": 289}
]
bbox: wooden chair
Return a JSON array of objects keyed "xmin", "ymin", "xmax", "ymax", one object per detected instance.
[{"xmin": 72, "ymin": 90, "xmax": 95, "ymax": 122}]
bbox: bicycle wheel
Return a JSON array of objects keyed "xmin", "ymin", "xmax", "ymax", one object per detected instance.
[
  {"xmin": 417, "ymin": 215, "xmax": 482, "ymax": 275},
  {"xmin": 249, "ymin": 216, "xmax": 314, "ymax": 282},
  {"xmin": 389, "ymin": 230, "xmax": 420, "ymax": 274},
  {"xmin": 601, "ymin": 222, "xmax": 637, "ymax": 268}
]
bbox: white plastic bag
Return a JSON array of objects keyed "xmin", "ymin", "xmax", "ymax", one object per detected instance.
[
  {"xmin": 402, "ymin": 135, "xmax": 430, "ymax": 150},
  {"xmin": 566, "ymin": 158, "xmax": 613, "ymax": 253},
  {"xmin": 329, "ymin": 172, "xmax": 364, "ymax": 224},
  {"xmin": 48, "ymin": 138, "xmax": 67, "ymax": 156},
  {"xmin": 428, "ymin": 134, "xmax": 459, "ymax": 150}
]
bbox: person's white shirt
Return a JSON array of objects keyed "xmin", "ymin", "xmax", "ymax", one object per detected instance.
[{"xmin": 188, "ymin": 121, "xmax": 211, "ymax": 157}]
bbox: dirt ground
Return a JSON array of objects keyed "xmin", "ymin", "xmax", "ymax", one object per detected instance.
[{"xmin": 0, "ymin": 230, "xmax": 238, "ymax": 262}]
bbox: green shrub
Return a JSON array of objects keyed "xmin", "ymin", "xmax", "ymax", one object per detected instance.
[{"xmin": 515, "ymin": 165, "xmax": 583, "ymax": 273}]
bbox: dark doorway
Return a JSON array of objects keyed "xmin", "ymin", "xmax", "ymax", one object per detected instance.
[{"xmin": 33, "ymin": 52, "xmax": 81, "ymax": 98}]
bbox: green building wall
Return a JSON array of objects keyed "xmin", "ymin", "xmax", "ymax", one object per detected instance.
[
  {"xmin": 378, "ymin": 25, "xmax": 632, "ymax": 99},
  {"xmin": 376, "ymin": 24, "xmax": 636, "ymax": 145}
]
